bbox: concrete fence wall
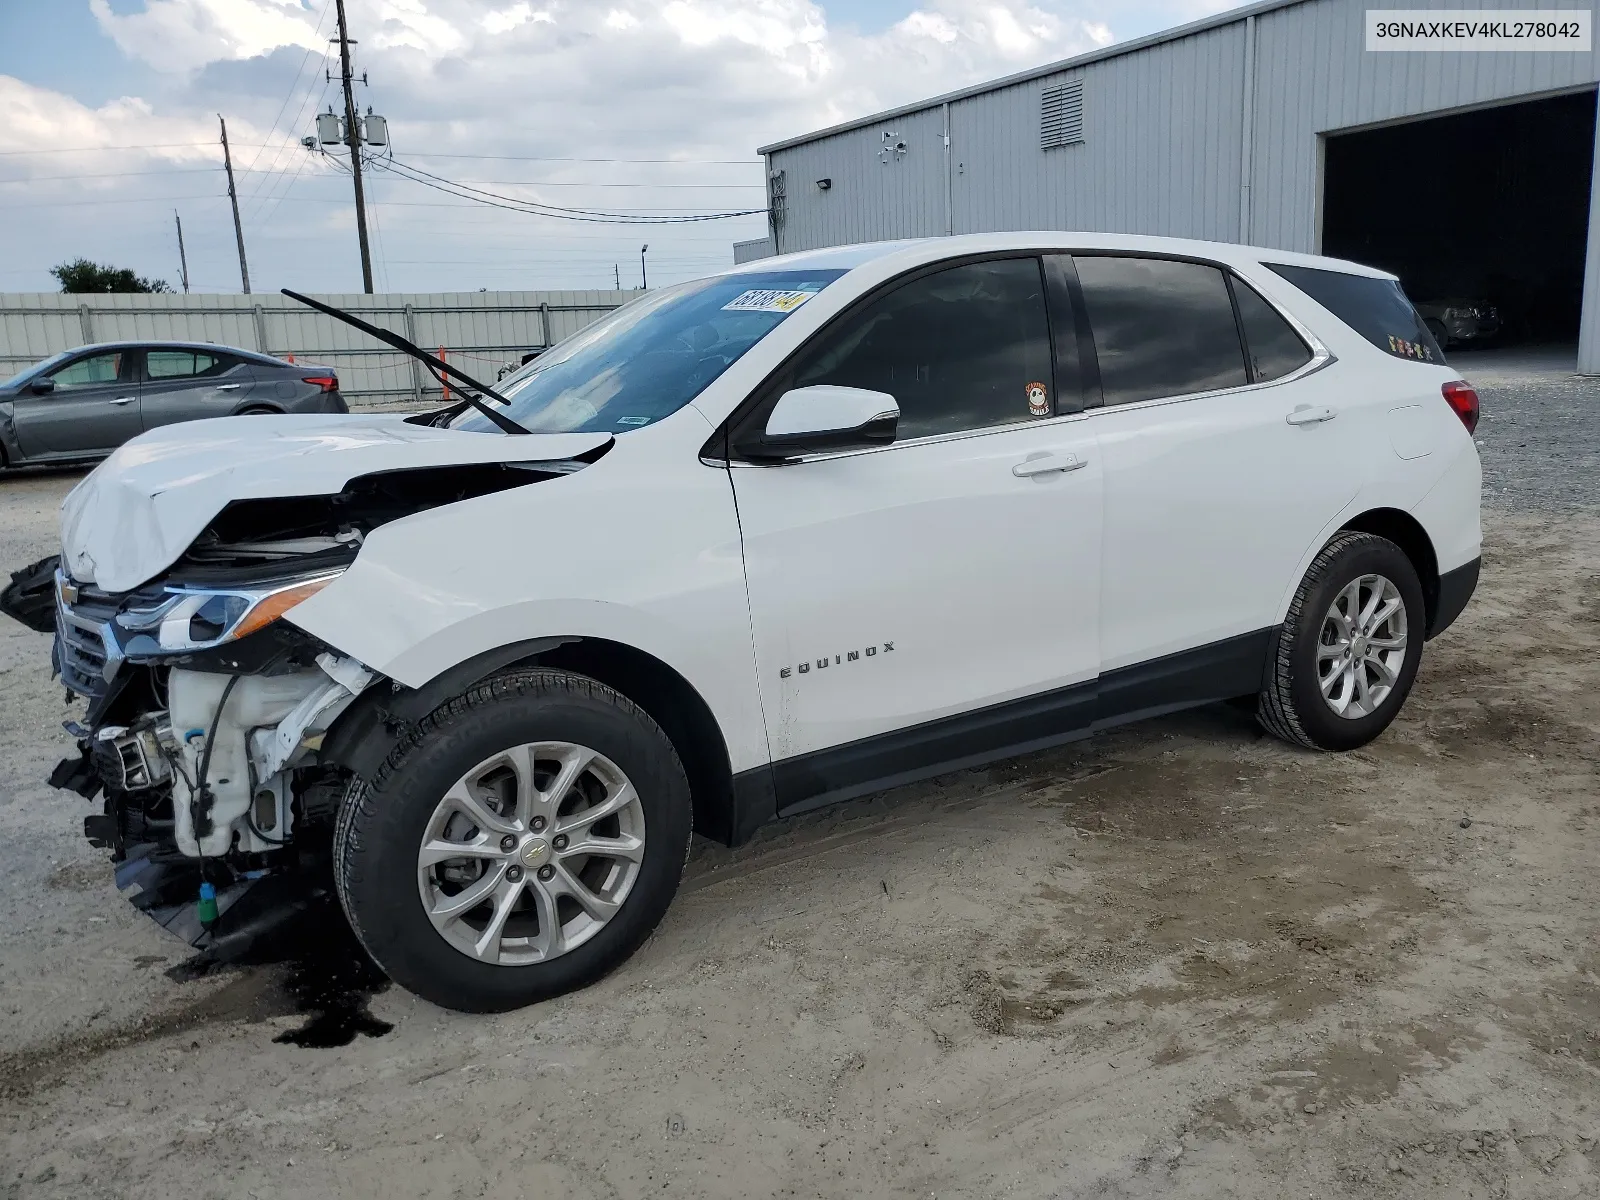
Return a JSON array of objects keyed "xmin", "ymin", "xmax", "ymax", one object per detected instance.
[{"xmin": 0, "ymin": 290, "xmax": 633, "ymax": 408}]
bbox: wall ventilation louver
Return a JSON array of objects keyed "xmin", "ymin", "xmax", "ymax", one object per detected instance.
[{"xmin": 1040, "ymin": 80, "xmax": 1085, "ymax": 150}]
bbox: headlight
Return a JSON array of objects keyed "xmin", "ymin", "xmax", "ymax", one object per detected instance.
[{"xmin": 114, "ymin": 570, "xmax": 345, "ymax": 655}]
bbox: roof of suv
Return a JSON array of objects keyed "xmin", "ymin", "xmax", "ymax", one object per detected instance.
[{"xmin": 723, "ymin": 232, "xmax": 1396, "ymax": 282}]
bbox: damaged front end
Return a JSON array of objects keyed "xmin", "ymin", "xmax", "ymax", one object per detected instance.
[
  {"xmin": 28, "ymin": 457, "xmax": 590, "ymax": 961},
  {"xmin": 49, "ymin": 563, "xmax": 371, "ymax": 958}
]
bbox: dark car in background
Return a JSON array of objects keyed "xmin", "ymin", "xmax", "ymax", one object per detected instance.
[
  {"xmin": 1414, "ymin": 299, "xmax": 1501, "ymax": 348},
  {"xmin": 0, "ymin": 342, "xmax": 347, "ymax": 468}
]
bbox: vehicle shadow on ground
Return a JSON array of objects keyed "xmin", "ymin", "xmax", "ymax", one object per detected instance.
[{"xmin": 683, "ymin": 698, "xmax": 1264, "ymax": 889}]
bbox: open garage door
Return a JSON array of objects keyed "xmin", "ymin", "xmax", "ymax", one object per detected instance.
[{"xmin": 1321, "ymin": 90, "xmax": 1596, "ymax": 351}]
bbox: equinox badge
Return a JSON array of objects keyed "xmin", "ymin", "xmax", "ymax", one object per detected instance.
[{"xmin": 779, "ymin": 642, "xmax": 894, "ymax": 678}]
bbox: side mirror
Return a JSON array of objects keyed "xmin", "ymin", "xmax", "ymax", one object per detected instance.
[
  {"xmin": 739, "ymin": 385, "xmax": 899, "ymax": 461},
  {"xmin": 29, "ymin": 377, "xmax": 55, "ymax": 395}
]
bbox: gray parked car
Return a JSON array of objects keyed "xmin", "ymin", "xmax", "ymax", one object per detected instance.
[{"xmin": 0, "ymin": 341, "xmax": 348, "ymax": 467}]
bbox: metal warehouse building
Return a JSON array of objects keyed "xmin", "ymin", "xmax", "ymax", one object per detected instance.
[{"xmin": 739, "ymin": 0, "xmax": 1600, "ymax": 372}]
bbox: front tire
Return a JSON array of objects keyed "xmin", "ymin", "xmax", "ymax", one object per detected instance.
[
  {"xmin": 333, "ymin": 669, "xmax": 692, "ymax": 1013},
  {"xmin": 1257, "ymin": 531, "xmax": 1425, "ymax": 751}
]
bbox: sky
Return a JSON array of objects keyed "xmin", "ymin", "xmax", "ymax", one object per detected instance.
[{"xmin": 0, "ymin": 0, "xmax": 1237, "ymax": 296}]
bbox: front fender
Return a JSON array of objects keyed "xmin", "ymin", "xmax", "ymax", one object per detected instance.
[{"xmin": 287, "ymin": 415, "xmax": 772, "ymax": 774}]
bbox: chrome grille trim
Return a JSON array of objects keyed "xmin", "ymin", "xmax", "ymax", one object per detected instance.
[{"xmin": 54, "ymin": 570, "xmax": 123, "ymax": 700}]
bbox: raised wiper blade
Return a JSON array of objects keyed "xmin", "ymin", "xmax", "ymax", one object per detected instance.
[{"xmin": 280, "ymin": 289, "xmax": 532, "ymax": 436}]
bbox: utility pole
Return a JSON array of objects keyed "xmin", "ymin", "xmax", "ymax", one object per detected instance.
[
  {"xmin": 334, "ymin": 0, "xmax": 374, "ymax": 293},
  {"xmin": 640, "ymin": 243, "xmax": 648, "ymax": 290},
  {"xmin": 613, "ymin": 263, "xmax": 620, "ymax": 290},
  {"xmin": 173, "ymin": 209, "xmax": 190, "ymax": 293},
  {"xmin": 218, "ymin": 116, "xmax": 250, "ymax": 294}
]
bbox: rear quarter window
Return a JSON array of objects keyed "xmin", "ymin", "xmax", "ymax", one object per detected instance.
[{"xmin": 1265, "ymin": 263, "xmax": 1444, "ymax": 365}]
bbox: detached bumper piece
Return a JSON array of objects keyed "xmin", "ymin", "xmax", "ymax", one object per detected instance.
[
  {"xmin": 49, "ymin": 749, "xmax": 102, "ymax": 799},
  {"xmin": 114, "ymin": 851, "xmax": 316, "ymax": 961},
  {"xmin": 52, "ymin": 745, "xmax": 322, "ymax": 961},
  {"xmin": 0, "ymin": 554, "xmax": 60, "ymax": 633}
]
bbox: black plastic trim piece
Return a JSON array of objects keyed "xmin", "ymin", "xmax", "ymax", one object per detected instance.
[
  {"xmin": 772, "ymin": 679, "xmax": 1097, "ymax": 816},
  {"xmin": 1096, "ymin": 628, "xmax": 1271, "ymax": 726},
  {"xmin": 1040, "ymin": 255, "xmax": 1086, "ymax": 414},
  {"xmin": 724, "ymin": 765, "xmax": 779, "ymax": 845},
  {"xmin": 1046, "ymin": 254, "xmax": 1101, "ymax": 409},
  {"xmin": 741, "ymin": 627, "xmax": 1276, "ymax": 829},
  {"xmin": 1427, "ymin": 556, "xmax": 1480, "ymax": 640}
]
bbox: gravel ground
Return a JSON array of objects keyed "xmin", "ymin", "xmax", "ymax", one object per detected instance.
[
  {"xmin": 1, "ymin": 350, "xmax": 1597, "ymax": 1199},
  {"xmin": 1455, "ymin": 346, "xmax": 1600, "ymax": 511}
]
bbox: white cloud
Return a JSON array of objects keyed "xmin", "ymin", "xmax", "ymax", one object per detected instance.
[
  {"xmin": 0, "ymin": 76, "xmax": 233, "ymax": 167},
  {"xmin": 4, "ymin": 0, "xmax": 1228, "ymax": 294},
  {"xmin": 89, "ymin": 0, "xmax": 324, "ymax": 73},
  {"xmin": 485, "ymin": 2, "xmax": 553, "ymax": 32}
]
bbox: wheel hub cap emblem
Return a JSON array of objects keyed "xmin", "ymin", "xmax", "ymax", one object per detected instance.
[{"xmin": 521, "ymin": 838, "xmax": 549, "ymax": 866}]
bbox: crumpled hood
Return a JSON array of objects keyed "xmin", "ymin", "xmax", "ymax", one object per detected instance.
[{"xmin": 60, "ymin": 412, "xmax": 609, "ymax": 592}]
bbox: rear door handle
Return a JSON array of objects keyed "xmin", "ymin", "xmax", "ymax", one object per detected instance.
[
  {"xmin": 109, "ymin": 397, "xmax": 135, "ymax": 406},
  {"xmin": 215, "ymin": 383, "xmax": 242, "ymax": 391},
  {"xmin": 1286, "ymin": 405, "xmax": 1337, "ymax": 426},
  {"xmin": 1012, "ymin": 452, "xmax": 1086, "ymax": 478}
]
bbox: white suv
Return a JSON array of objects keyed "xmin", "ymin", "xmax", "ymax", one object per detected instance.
[{"xmin": 33, "ymin": 233, "xmax": 1481, "ymax": 1013}]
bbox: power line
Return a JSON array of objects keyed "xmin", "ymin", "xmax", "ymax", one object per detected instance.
[
  {"xmin": 371, "ymin": 157, "xmax": 767, "ymax": 223},
  {"xmin": 388, "ymin": 152, "xmax": 763, "ymax": 165},
  {"xmin": 252, "ymin": 118, "xmax": 334, "ymax": 230},
  {"xmin": 236, "ymin": 0, "xmax": 333, "ymax": 181},
  {"xmin": 0, "ymin": 142, "xmax": 277, "ymax": 156},
  {"xmin": 398, "ymin": 179, "xmax": 763, "ymax": 189},
  {"xmin": 242, "ymin": 72, "xmax": 333, "ymax": 223},
  {"xmin": 0, "ymin": 191, "xmax": 771, "ymax": 213},
  {"xmin": 0, "ymin": 167, "xmax": 223, "ymax": 184},
  {"xmin": 0, "ymin": 167, "xmax": 758, "ymax": 188},
  {"xmin": 240, "ymin": 59, "xmax": 332, "ymax": 217}
]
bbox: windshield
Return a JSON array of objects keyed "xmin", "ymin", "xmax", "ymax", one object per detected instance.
[{"xmin": 449, "ymin": 268, "xmax": 847, "ymax": 434}]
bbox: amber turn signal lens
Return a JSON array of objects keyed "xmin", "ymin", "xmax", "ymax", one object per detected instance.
[{"xmin": 232, "ymin": 577, "xmax": 337, "ymax": 641}]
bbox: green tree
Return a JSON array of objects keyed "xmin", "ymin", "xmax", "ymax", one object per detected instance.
[{"xmin": 50, "ymin": 258, "xmax": 173, "ymax": 294}]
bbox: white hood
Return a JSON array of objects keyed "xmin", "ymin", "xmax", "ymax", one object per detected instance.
[{"xmin": 60, "ymin": 413, "xmax": 609, "ymax": 592}]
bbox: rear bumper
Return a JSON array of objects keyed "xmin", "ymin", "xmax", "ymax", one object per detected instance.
[{"xmin": 1427, "ymin": 556, "xmax": 1480, "ymax": 639}]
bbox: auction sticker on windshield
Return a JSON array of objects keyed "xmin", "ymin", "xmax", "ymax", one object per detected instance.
[{"xmin": 722, "ymin": 289, "xmax": 819, "ymax": 313}]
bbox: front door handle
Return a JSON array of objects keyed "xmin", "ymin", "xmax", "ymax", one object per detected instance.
[
  {"xmin": 109, "ymin": 397, "xmax": 135, "ymax": 406},
  {"xmin": 1012, "ymin": 452, "xmax": 1086, "ymax": 478},
  {"xmin": 1286, "ymin": 404, "xmax": 1337, "ymax": 426},
  {"xmin": 215, "ymin": 383, "xmax": 242, "ymax": 391}
]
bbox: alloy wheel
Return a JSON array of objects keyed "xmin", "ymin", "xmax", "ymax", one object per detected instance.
[
  {"xmin": 416, "ymin": 741, "xmax": 646, "ymax": 966},
  {"xmin": 1316, "ymin": 573, "xmax": 1408, "ymax": 719}
]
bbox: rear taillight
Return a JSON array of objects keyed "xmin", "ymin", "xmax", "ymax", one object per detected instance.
[
  {"xmin": 1441, "ymin": 380, "xmax": 1479, "ymax": 434},
  {"xmin": 302, "ymin": 374, "xmax": 338, "ymax": 394}
]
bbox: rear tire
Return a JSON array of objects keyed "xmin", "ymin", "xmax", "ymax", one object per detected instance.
[
  {"xmin": 333, "ymin": 668, "xmax": 692, "ymax": 1013},
  {"xmin": 1424, "ymin": 317, "xmax": 1448, "ymax": 349},
  {"xmin": 1257, "ymin": 531, "xmax": 1425, "ymax": 752}
]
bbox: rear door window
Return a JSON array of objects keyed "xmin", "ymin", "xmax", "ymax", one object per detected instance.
[
  {"xmin": 1074, "ymin": 256, "xmax": 1248, "ymax": 406},
  {"xmin": 145, "ymin": 350, "xmax": 229, "ymax": 380},
  {"xmin": 1265, "ymin": 263, "xmax": 1444, "ymax": 364},
  {"xmin": 1231, "ymin": 279, "xmax": 1313, "ymax": 382}
]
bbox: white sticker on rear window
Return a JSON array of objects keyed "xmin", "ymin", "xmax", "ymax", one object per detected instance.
[{"xmin": 721, "ymin": 288, "xmax": 818, "ymax": 314}]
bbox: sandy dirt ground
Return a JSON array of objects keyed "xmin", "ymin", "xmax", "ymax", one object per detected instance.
[{"xmin": 1, "ymin": 472, "xmax": 1597, "ymax": 1198}]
